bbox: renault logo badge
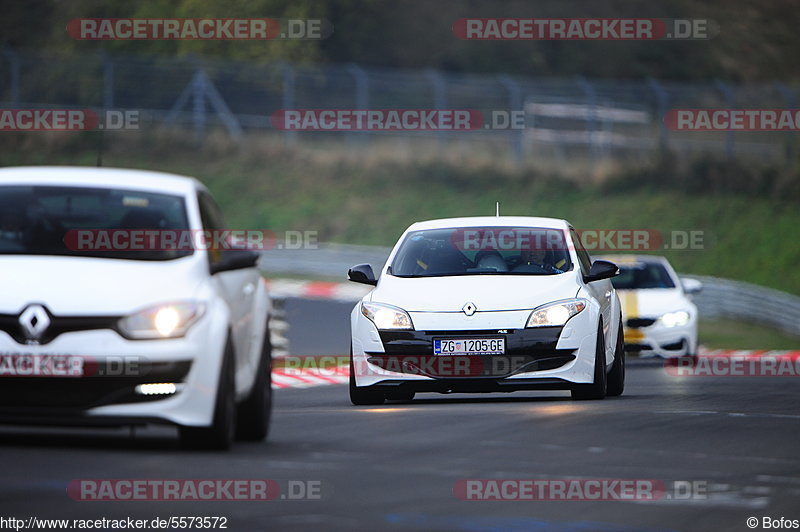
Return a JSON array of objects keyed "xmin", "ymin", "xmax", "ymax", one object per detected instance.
[
  {"xmin": 19, "ymin": 304, "xmax": 50, "ymax": 343},
  {"xmin": 462, "ymin": 302, "xmax": 477, "ymax": 316}
]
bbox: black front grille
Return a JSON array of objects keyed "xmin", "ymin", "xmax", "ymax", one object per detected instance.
[
  {"xmin": 0, "ymin": 313, "xmax": 121, "ymax": 345},
  {"xmin": 368, "ymin": 328, "xmax": 573, "ymax": 378},
  {"xmin": 626, "ymin": 318, "xmax": 656, "ymax": 329}
]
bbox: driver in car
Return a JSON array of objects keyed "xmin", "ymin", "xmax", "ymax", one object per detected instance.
[{"xmin": 513, "ymin": 247, "xmax": 566, "ymax": 274}]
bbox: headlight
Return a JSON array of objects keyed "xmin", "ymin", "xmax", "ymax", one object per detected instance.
[
  {"xmin": 526, "ymin": 299, "xmax": 586, "ymax": 327},
  {"xmin": 118, "ymin": 302, "xmax": 205, "ymax": 339},
  {"xmin": 361, "ymin": 302, "xmax": 414, "ymax": 330},
  {"xmin": 660, "ymin": 310, "xmax": 690, "ymax": 327}
]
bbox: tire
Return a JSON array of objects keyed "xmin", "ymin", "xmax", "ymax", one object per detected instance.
[
  {"xmin": 349, "ymin": 349, "xmax": 385, "ymax": 406},
  {"xmin": 180, "ymin": 337, "xmax": 236, "ymax": 450},
  {"xmin": 235, "ymin": 322, "xmax": 273, "ymax": 441},
  {"xmin": 606, "ymin": 319, "xmax": 625, "ymax": 397},
  {"xmin": 571, "ymin": 323, "xmax": 607, "ymax": 400}
]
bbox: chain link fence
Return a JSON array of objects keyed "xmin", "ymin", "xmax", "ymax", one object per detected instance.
[{"xmin": 2, "ymin": 49, "xmax": 798, "ymax": 165}]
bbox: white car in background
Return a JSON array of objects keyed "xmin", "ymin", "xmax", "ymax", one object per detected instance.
[
  {"xmin": 599, "ymin": 255, "xmax": 701, "ymax": 358},
  {"xmin": 348, "ymin": 217, "xmax": 625, "ymax": 404},
  {"xmin": 0, "ymin": 166, "xmax": 272, "ymax": 450}
]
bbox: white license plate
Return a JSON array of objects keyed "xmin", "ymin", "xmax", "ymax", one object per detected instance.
[
  {"xmin": 434, "ymin": 338, "xmax": 505, "ymax": 355},
  {"xmin": 0, "ymin": 354, "xmax": 84, "ymax": 377}
]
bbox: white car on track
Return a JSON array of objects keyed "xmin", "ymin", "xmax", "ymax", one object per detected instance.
[
  {"xmin": 599, "ymin": 255, "xmax": 701, "ymax": 358},
  {"xmin": 348, "ymin": 216, "xmax": 625, "ymax": 404},
  {"xmin": 0, "ymin": 166, "xmax": 272, "ymax": 450}
]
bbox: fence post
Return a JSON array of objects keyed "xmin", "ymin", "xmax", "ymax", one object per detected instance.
[
  {"xmin": 102, "ymin": 52, "xmax": 114, "ymax": 110},
  {"xmin": 647, "ymin": 77, "xmax": 669, "ymax": 151},
  {"xmin": 3, "ymin": 48, "xmax": 20, "ymax": 106},
  {"xmin": 425, "ymin": 69, "xmax": 447, "ymax": 144},
  {"xmin": 577, "ymin": 76, "xmax": 600, "ymax": 165},
  {"xmin": 498, "ymin": 75, "xmax": 523, "ymax": 164},
  {"xmin": 347, "ymin": 63, "xmax": 369, "ymax": 145},
  {"xmin": 774, "ymin": 82, "xmax": 797, "ymax": 168},
  {"xmin": 281, "ymin": 62, "xmax": 297, "ymax": 146},
  {"xmin": 192, "ymin": 70, "xmax": 206, "ymax": 144},
  {"xmin": 714, "ymin": 80, "xmax": 735, "ymax": 157}
]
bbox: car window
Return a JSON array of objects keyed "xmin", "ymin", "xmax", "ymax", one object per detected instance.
[
  {"xmin": 611, "ymin": 263, "xmax": 677, "ymax": 289},
  {"xmin": 570, "ymin": 228, "xmax": 592, "ymax": 275},
  {"xmin": 0, "ymin": 185, "xmax": 191, "ymax": 261},
  {"xmin": 390, "ymin": 226, "xmax": 572, "ymax": 277},
  {"xmin": 197, "ymin": 190, "xmax": 225, "ymax": 232}
]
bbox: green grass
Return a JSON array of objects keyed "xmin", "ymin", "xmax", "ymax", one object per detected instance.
[
  {"xmin": 2, "ymin": 131, "xmax": 800, "ymax": 295},
  {"xmin": 699, "ymin": 319, "xmax": 800, "ymax": 351}
]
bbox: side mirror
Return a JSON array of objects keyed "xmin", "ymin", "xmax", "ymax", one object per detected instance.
[
  {"xmin": 348, "ymin": 263, "xmax": 377, "ymax": 286},
  {"xmin": 210, "ymin": 248, "xmax": 260, "ymax": 275},
  {"xmin": 584, "ymin": 260, "xmax": 619, "ymax": 283},
  {"xmin": 682, "ymin": 278, "xmax": 703, "ymax": 294}
]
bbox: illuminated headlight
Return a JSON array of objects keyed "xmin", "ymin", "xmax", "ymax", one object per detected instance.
[
  {"xmin": 526, "ymin": 299, "xmax": 587, "ymax": 327},
  {"xmin": 118, "ymin": 302, "xmax": 205, "ymax": 340},
  {"xmin": 361, "ymin": 302, "xmax": 414, "ymax": 330},
  {"xmin": 660, "ymin": 310, "xmax": 690, "ymax": 327}
]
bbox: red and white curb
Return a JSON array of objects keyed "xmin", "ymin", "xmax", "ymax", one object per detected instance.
[
  {"xmin": 265, "ymin": 279, "xmax": 369, "ymax": 302},
  {"xmin": 272, "ymin": 365, "xmax": 349, "ymax": 389},
  {"xmin": 697, "ymin": 348, "xmax": 800, "ymax": 359}
]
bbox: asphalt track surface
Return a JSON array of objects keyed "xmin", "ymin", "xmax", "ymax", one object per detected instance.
[{"xmin": 0, "ymin": 298, "xmax": 798, "ymax": 532}]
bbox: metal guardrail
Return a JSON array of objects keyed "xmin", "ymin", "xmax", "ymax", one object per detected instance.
[
  {"xmin": 686, "ymin": 275, "xmax": 800, "ymax": 337},
  {"xmin": 261, "ymin": 244, "xmax": 800, "ymax": 338}
]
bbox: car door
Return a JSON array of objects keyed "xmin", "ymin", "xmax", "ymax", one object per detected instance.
[
  {"xmin": 570, "ymin": 229, "xmax": 614, "ymax": 360},
  {"xmin": 198, "ymin": 190, "xmax": 259, "ymax": 384}
]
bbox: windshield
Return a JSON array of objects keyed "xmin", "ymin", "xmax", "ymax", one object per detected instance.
[
  {"xmin": 390, "ymin": 227, "xmax": 572, "ymax": 277},
  {"xmin": 611, "ymin": 263, "xmax": 676, "ymax": 289},
  {"xmin": 0, "ymin": 185, "xmax": 191, "ymax": 261}
]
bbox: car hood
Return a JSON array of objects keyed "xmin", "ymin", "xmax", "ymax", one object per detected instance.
[
  {"xmin": 0, "ymin": 255, "xmax": 205, "ymax": 315},
  {"xmin": 371, "ymin": 272, "xmax": 581, "ymax": 312},
  {"xmin": 617, "ymin": 288, "xmax": 691, "ymax": 318}
]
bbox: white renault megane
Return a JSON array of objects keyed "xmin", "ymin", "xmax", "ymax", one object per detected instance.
[
  {"xmin": 348, "ymin": 216, "xmax": 625, "ymax": 404},
  {"xmin": 0, "ymin": 167, "xmax": 272, "ymax": 450}
]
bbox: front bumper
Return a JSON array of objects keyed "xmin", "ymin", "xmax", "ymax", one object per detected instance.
[
  {"xmin": 352, "ymin": 307, "xmax": 599, "ymax": 389},
  {"xmin": 623, "ymin": 317, "xmax": 697, "ymax": 358},
  {"xmin": 0, "ymin": 309, "xmax": 227, "ymax": 428}
]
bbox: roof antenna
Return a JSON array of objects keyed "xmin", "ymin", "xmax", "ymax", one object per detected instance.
[{"xmin": 495, "ymin": 202, "xmax": 500, "ymax": 217}]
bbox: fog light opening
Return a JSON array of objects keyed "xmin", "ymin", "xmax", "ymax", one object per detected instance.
[{"xmin": 135, "ymin": 383, "xmax": 179, "ymax": 396}]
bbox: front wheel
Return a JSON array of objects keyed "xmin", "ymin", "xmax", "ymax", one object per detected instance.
[
  {"xmin": 180, "ymin": 337, "xmax": 236, "ymax": 450},
  {"xmin": 606, "ymin": 319, "xmax": 625, "ymax": 397},
  {"xmin": 349, "ymin": 349, "xmax": 385, "ymax": 406},
  {"xmin": 236, "ymin": 322, "xmax": 273, "ymax": 441},
  {"xmin": 571, "ymin": 323, "xmax": 607, "ymax": 401}
]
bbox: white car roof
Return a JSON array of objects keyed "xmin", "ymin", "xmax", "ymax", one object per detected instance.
[
  {"xmin": 407, "ymin": 216, "xmax": 571, "ymax": 231},
  {"xmin": 0, "ymin": 166, "xmax": 204, "ymax": 196}
]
